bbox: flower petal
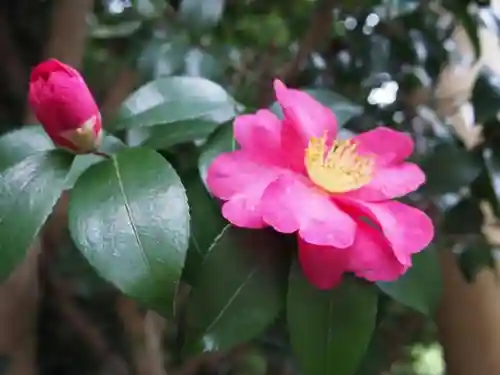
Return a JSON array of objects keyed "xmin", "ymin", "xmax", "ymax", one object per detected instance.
[
  {"xmin": 233, "ymin": 109, "xmax": 284, "ymax": 164},
  {"xmin": 346, "ymin": 200, "xmax": 434, "ymax": 265},
  {"xmin": 207, "ymin": 150, "xmax": 280, "ymax": 200},
  {"xmin": 346, "ymin": 162, "xmax": 426, "ymax": 201},
  {"xmin": 298, "ymin": 237, "xmax": 349, "ymax": 290},
  {"xmin": 261, "ymin": 174, "xmax": 356, "ymax": 248},
  {"xmin": 273, "ymin": 79, "xmax": 338, "ymax": 144},
  {"xmin": 207, "ymin": 151, "xmax": 282, "ymax": 228},
  {"xmin": 221, "ymin": 194, "xmax": 266, "ymax": 228},
  {"xmin": 207, "ymin": 150, "xmax": 281, "ymax": 228},
  {"xmin": 353, "ymin": 127, "xmax": 414, "ymax": 165},
  {"xmin": 347, "ymin": 221, "xmax": 408, "ymax": 282}
]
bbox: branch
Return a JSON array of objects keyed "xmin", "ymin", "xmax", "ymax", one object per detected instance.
[
  {"xmin": 99, "ymin": 68, "xmax": 139, "ymax": 120},
  {"xmin": 116, "ymin": 298, "xmax": 167, "ymax": 375},
  {"xmin": 279, "ymin": 0, "xmax": 337, "ymax": 83},
  {"xmin": 259, "ymin": 0, "xmax": 337, "ymax": 105},
  {"xmin": 0, "ymin": 2, "xmax": 94, "ymax": 375},
  {"xmin": 50, "ymin": 278, "xmax": 130, "ymax": 375}
]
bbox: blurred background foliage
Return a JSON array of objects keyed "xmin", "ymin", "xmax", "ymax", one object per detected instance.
[{"xmin": 3, "ymin": 0, "xmax": 500, "ymax": 374}]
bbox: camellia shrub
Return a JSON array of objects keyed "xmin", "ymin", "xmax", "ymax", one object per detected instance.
[{"xmin": 0, "ymin": 56, "xmax": 439, "ymax": 375}]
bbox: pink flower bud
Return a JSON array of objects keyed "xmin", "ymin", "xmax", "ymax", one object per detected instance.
[{"xmin": 28, "ymin": 59, "xmax": 102, "ymax": 154}]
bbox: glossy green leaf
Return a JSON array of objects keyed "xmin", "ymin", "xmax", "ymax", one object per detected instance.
[
  {"xmin": 443, "ymin": 1, "xmax": 481, "ymax": 60},
  {"xmin": 184, "ymin": 48, "xmax": 224, "ymax": 80},
  {"xmin": 377, "ymin": 247, "xmax": 442, "ymax": 315},
  {"xmin": 475, "ymin": 147, "xmax": 500, "ymax": 217},
  {"xmin": 0, "ymin": 150, "xmax": 73, "ymax": 280},
  {"xmin": 137, "ymin": 35, "xmax": 190, "ymax": 80},
  {"xmin": 65, "ymin": 133, "xmax": 128, "ymax": 189},
  {"xmin": 457, "ymin": 235, "xmax": 495, "ymax": 282},
  {"xmin": 133, "ymin": 0, "xmax": 166, "ymax": 18},
  {"xmin": 89, "ymin": 20, "xmax": 142, "ymax": 39},
  {"xmin": 288, "ymin": 262, "xmax": 377, "ymax": 375},
  {"xmin": 182, "ymin": 171, "xmax": 226, "ymax": 283},
  {"xmin": 0, "ymin": 125, "xmax": 54, "ymax": 172},
  {"xmin": 185, "ymin": 225, "xmax": 288, "ymax": 353},
  {"xmin": 126, "ymin": 119, "xmax": 221, "ymax": 149},
  {"xmin": 270, "ymin": 89, "xmax": 363, "ymax": 127},
  {"xmin": 198, "ymin": 122, "xmax": 235, "ymax": 185},
  {"xmin": 472, "ymin": 66, "xmax": 500, "ymax": 123},
  {"xmin": 179, "ymin": 0, "xmax": 225, "ymax": 31},
  {"xmin": 68, "ymin": 148, "xmax": 190, "ymax": 316},
  {"xmin": 112, "ymin": 76, "xmax": 237, "ymax": 131},
  {"xmin": 419, "ymin": 143, "xmax": 482, "ymax": 195},
  {"xmin": 442, "ymin": 196, "xmax": 483, "ymax": 234}
]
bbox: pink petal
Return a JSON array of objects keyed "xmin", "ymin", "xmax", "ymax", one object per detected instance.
[
  {"xmin": 345, "ymin": 200, "xmax": 434, "ymax": 265},
  {"xmin": 347, "ymin": 221, "xmax": 409, "ymax": 282},
  {"xmin": 352, "ymin": 127, "xmax": 414, "ymax": 165},
  {"xmin": 273, "ymin": 79, "xmax": 338, "ymax": 144},
  {"xmin": 345, "ymin": 162, "xmax": 426, "ymax": 201},
  {"xmin": 261, "ymin": 174, "xmax": 356, "ymax": 248},
  {"xmin": 298, "ymin": 237, "xmax": 349, "ymax": 290},
  {"xmin": 280, "ymin": 118, "xmax": 306, "ymax": 173},
  {"xmin": 207, "ymin": 150, "xmax": 282, "ymax": 228},
  {"xmin": 207, "ymin": 150, "xmax": 279, "ymax": 200},
  {"xmin": 221, "ymin": 194, "xmax": 266, "ymax": 228},
  {"xmin": 233, "ymin": 109, "xmax": 284, "ymax": 164}
]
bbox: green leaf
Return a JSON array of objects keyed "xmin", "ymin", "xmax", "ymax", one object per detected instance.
[
  {"xmin": 89, "ymin": 20, "xmax": 143, "ymax": 39},
  {"xmin": 179, "ymin": 0, "xmax": 225, "ymax": 31},
  {"xmin": 443, "ymin": 1, "xmax": 481, "ymax": 60},
  {"xmin": 287, "ymin": 262, "xmax": 377, "ymax": 375},
  {"xmin": 0, "ymin": 150, "xmax": 73, "ymax": 280},
  {"xmin": 112, "ymin": 76, "xmax": 237, "ymax": 131},
  {"xmin": 377, "ymin": 247, "xmax": 442, "ymax": 315},
  {"xmin": 185, "ymin": 225, "xmax": 288, "ymax": 353},
  {"xmin": 0, "ymin": 125, "xmax": 54, "ymax": 172},
  {"xmin": 137, "ymin": 34, "xmax": 190, "ymax": 80},
  {"xmin": 419, "ymin": 143, "xmax": 482, "ymax": 195},
  {"xmin": 456, "ymin": 235, "xmax": 495, "ymax": 282},
  {"xmin": 133, "ymin": 0, "xmax": 166, "ymax": 18},
  {"xmin": 474, "ymin": 147, "xmax": 500, "ymax": 217},
  {"xmin": 472, "ymin": 66, "xmax": 500, "ymax": 123},
  {"xmin": 126, "ymin": 119, "xmax": 221, "ymax": 149},
  {"xmin": 270, "ymin": 89, "xmax": 363, "ymax": 127},
  {"xmin": 65, "ymin": 133, "xmax": 128, "ymax": 189},
  {"xmin": 184, "ymin": 47, "xmax": 224, "ymax": 80},
  {"xmin": 68, "ymin": 148, "xmax": 190, "ymax": 316},
  {"xmin": 182, "ymin": 171, "xmax": 226, "ymax": 283},
  {"xmin": 442, "ymin": 196, "xmax": 483, "ymax": 234},
  {"xmin": 198, "ymin": 122, "xmax": 235, "ymax": 185}
]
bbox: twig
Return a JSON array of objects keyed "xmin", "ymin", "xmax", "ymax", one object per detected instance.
[
  {"xmin": 99, "ymin": 68, "xmax": 139, "ymax": 121},
  {"xmin": 0, "ymin": 12, "xmax": 30, "ymax": 105},
  {"xmin": 172, "ymin": 344, "xmax": 250, "ymax": 375},
  {"xmin": 259, "ymin": 0, "xmax": 338, "ymax": 106},
  {"xmin": 0, "ymin": 2, "xmax": 94, "ymax": 375},
  {"xmin": 49, "ymin": 277, "xmax": 130, "ymax": 375},
  {"xmin": 278, "ymin": 0, "xmax": 337, "ymax": 83},
  {"xmin": 116, "ymin": 298, "xmax": 167, "ymax": 375}
]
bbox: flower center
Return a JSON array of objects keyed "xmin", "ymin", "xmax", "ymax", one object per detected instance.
[{"xmin": 305, "ymin": 132, "xmax": 374, "ymax": 193}]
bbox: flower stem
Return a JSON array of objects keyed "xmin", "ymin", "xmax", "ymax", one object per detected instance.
[{"xmin": 93, "ymin": 151, "xmax": 111, "ymax": 159}]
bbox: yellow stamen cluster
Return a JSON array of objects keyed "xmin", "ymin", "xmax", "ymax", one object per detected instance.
[{"xmin": 305, "ymin": 133, "xmax": 374, "ymax": 193}]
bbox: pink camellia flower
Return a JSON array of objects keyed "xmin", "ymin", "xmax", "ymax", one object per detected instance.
[
  {"xmin": 29, "ymin": 58, "xmax": 102, "ymax": 154},
  {"xmin": 207, "ymin": 79, "xmax": 434, "ymax": 290}
]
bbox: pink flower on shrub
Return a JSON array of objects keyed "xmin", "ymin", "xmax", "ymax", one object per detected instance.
[
  {"xmin": 206, "ymin": 79, "xmax": 434, "ymax": 290},
  {"xmin": 29, "ymin": 59, "xmax": 102, "ymax": 154}
]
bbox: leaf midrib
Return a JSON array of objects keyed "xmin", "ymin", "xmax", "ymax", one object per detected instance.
[
  {"xmin": 204, "ymin": 266, "xmax": 259, "ymax": 334},
  {"xmin": 112, "ymin": 156, "xmax": 153, "ymax": 277}
]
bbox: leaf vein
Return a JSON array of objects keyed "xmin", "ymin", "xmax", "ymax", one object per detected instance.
[
  {"xmin": 204, "ymin": 266, "xmax": 258, "ymax": 334},
  {"xmin": 112, "ymin": 156, "xmax": 153, "ymax": 275}
]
